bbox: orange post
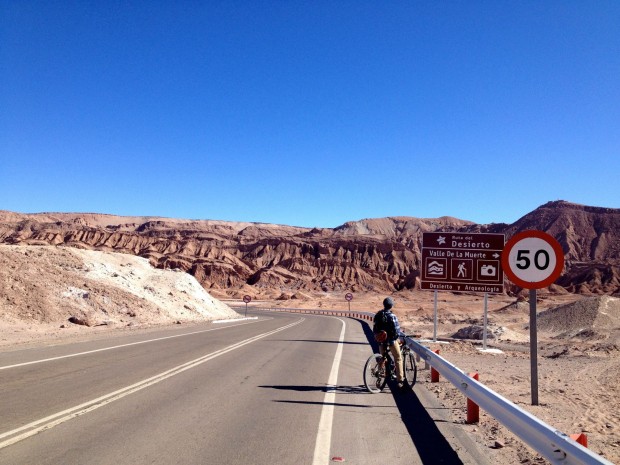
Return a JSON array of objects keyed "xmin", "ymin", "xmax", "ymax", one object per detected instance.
[
  {"xmin": 466, "ymin": 372, "xmax": 480, "ymax": 423},
  {"xmin": 431, "ymin": 350, "xmax": 440, "ymax": 382},
  {"xmin": 570, "ymin": 433, "xmax": 588, "ymax": 448}
]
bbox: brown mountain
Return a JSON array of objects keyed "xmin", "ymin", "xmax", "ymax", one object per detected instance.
[{"xmin": 1, "ymin": 200, "xmax": 618, "ymax": 296}]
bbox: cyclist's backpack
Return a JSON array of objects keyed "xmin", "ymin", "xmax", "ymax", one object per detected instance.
[{"xmin": 373, "ymin": 309, "xmax": 396, "ymax": 341}]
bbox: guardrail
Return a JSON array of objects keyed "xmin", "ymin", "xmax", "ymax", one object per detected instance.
[
  {"xmin": 231, "ymin": 306, "xmax": 375, "ymax": 322},
  {"xmin": 242, "ymin": 306, "xmax": 613, "ymax": 465},
  {"xmin": 405, "ymin": 338, "xmax": 613, "ymax": 465}
]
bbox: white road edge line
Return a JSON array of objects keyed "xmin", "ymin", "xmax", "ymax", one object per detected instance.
[
  {"xmin": 312, "ymin": 317, "xmax": 346, "ymax": 465},
  {"xmin": 0, "ymin": 318, "xmax": 267, "ymax": 371},
  {"xmin": 0, "ymin": 318, "xmax": 304, "ymax": 449}
]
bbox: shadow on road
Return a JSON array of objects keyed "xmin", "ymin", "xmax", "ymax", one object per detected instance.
[
  {"xmin": 356, "ymin": 317, "xmax": 381, "ymax": 352},
  {"xmin": 274, "ymin": 400, "xmax": 378, "ymax": 408},
  {"xmin": 271, "ymin": 339, "xmax": 369, "ymax": 345},
  {"xmin": 354, "ymin": 317, "xmax": 465, "ymax": 465},
  {"xmin": 263, "ymin": 316, "xmax": 465, "ymax": 465},
  {"xmin": 259, "ymin": 384, "xmax": 367, "ymax": 393},
  {"xmin": 388, "ymin": 382, "xmax": 464, "ymax": 464}
]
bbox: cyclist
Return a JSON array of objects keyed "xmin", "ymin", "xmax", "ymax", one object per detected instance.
[{"xmin": 373, "ymin": 297, "xmax": 405, "ymax": 390}]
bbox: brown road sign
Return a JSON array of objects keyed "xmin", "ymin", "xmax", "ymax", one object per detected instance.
[{"xmin": 421, "ymin": 232, "xmax": 505, "ymax": 293}]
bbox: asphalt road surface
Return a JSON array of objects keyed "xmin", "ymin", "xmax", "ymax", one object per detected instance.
[{"xmin": 0, "ymin": 312, "xmax": 487, "ymax": 464}]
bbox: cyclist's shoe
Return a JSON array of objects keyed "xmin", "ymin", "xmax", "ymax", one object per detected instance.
[{"xmin": 390, "ymin": 374, "xmax": 397, "ymax": 381}]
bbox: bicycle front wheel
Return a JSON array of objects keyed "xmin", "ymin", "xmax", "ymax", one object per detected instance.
[
  {"xmin": 403, "ymin": 351, "xmax": 417, "ymax": 388},
  {"xmin": 363, "ymin": 354, "xmax": 387, "ymax": 393}
]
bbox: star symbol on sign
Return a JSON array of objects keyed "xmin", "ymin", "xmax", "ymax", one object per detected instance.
[{"xmin": 437, "ymin": 236, "xmax": 446, "ymax": 245}]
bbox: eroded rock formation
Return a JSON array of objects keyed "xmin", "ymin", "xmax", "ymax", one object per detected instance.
[{"xmin": 1, "ymin": 201, "xmax": 619, "ymax": 296}]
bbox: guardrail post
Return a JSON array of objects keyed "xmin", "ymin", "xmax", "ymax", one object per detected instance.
[
  {"xmin": 570, "ymin": 433, "xmax": 588, "ymax": 448},
  {"xmin": 467, "ymin": 372, "xmax": 480, "ymax": 424},
  {"xmin": 431, "ymin": 350, "xmax": 440, "ymax": 382}
]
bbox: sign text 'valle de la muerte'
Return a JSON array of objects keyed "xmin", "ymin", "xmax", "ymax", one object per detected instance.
[{"xmin": 421, "ymin": 232, "xmax": 505, "ymax": 293}]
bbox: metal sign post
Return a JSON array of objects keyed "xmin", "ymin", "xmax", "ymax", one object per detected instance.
[
  {"xmin": 345, "ymin": 293, "xmax": 353, "ymax": 312},
  {"xmin": 482, "ymin": 293, "xmax": 488, "ymax": 350},
  {"xmin": 529, "ymin": 288, "xmax": 539, "ymax": 405},
  {"xmin": 433, "ymin": 290, "xmax": 438, "ymax": 342},
  {"xmin": 243, "ymin": 295, "xmax": 251, "ymax": 317},
  {"xmin": 502, "ymin": 230, "xmax": 564, "ymax": 406}
]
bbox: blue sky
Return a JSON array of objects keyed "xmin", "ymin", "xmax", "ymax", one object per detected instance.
[{"xmin": 1, "ymin": 1, "xmax": 619, "ymax": 228}]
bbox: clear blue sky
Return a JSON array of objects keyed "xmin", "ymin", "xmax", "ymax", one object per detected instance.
[{"xmin": 1, "ymin": 1, "xmax": 619, "ymax": 228}]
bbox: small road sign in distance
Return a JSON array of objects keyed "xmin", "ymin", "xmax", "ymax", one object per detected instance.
[
  {"xmin": 345, "ymin": 293, "xmax": 353, "ymax": 302},
  {"xmin": 501, "ymin": 230, "xmax": 564, "ymax": 289},
  {"xmin": 243, "ymin": 295, "xmax": 252, "ymax": 304}
]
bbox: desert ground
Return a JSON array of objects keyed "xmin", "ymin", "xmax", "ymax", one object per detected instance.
[{"xmin": 1, "ymin": 245, "xmax": 618, "ymax": 464}]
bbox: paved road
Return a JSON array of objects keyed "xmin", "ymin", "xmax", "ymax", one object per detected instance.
[{"xmin": 0, "ymin": 312, "xmax": 484, "ymax": 464}]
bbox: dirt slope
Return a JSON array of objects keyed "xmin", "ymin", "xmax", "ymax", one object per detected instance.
[{"xmin": 0, "ymin": 245, "xmax": 238, "ymax": 346}]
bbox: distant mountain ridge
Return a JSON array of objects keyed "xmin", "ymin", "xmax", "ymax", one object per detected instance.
[{"xmin": 1, "ymin": 200, "xmax": 618, "ymax": 296}]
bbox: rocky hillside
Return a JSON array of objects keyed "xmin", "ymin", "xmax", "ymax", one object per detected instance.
[
  {"xmin": 0, "ymin": 245, "xmax": 239, "ymax": 332},
  {"xmin": 1, "ymin": 201, "xmax": 618, "ymax": 296}
]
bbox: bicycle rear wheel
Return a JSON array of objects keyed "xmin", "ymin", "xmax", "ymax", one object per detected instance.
[
  {"xmin": 363, "ymin": 354, "xmax": 387, "ymax": 393},
  {"xmin": 403, "ymin": 351, "xmax": 417, "ymax": 388}
]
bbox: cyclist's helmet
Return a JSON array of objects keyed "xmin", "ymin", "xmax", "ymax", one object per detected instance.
[
  {"xmin": 375, "ymin": 330, "xmax": 388, "ymax": 343},
  {"xmin": 383, "ymin": 297, "xmax": 394, "ymax": 309}
]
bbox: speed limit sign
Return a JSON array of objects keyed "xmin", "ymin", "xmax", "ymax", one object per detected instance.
[
  {"xmin": 502, "ymin": 229, "xmax": 565, "ymax": 406},
  {"xmin": 501, "ymin": 230, "xmax": 564, "ymax": 289}
]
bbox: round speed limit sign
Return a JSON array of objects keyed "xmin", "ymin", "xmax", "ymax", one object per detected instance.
[{"xmin": 501, "ymin": 230, "xmax": 564, "ymax": 289}]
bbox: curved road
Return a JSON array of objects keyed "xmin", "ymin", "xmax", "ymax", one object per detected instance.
[{"xmin": 0, "ymin": 312, "xmax": 483, "ymax": 464}]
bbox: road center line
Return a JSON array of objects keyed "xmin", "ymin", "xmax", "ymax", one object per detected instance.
[
  {"xmin": 0, "ymin": 317, "xmax": 267, "ymax": 371},
  {"xmin": 0, "ymin": 318, "xmax": 304, "ymax": 449},
  {"xmin": 312, "ymin": 317, "xmax": 346, "ymax": 465}
]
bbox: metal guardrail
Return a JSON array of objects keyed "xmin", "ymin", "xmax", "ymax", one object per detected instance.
[
  {"xmin": 405, "ymin": 338, "xmax": 614, "ymax": 465},
  {"xmin": 243, "ymin": 307, "xmax": 613, "ymax": 465},
  {"xmin": 230, "ymin": 306, "xmax": 375, "ymax": 322}
]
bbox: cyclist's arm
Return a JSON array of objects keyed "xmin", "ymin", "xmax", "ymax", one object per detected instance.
[{"xmin": 393, "ymin": 315, "xmax": 404, "ymax": 338}]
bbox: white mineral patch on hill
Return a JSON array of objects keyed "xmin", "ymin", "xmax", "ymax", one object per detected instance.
[{"xmin": 0, "ymin": 245, "xmax": 239, "ymax": 336}]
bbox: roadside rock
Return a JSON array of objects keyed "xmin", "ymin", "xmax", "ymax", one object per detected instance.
[{"xmin": 452, "ymin": 325, "xmax": 504, "ymax": 340}]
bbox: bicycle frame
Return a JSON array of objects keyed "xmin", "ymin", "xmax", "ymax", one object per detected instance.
[{"xmin": 364, "ymin": 336, "xmax": 417, "ymax": 393}]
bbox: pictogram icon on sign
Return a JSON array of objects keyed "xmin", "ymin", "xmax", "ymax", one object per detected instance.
[
  {"xmin": 501, "ymin": 230, "xmax": 564, "ymax": 289},
  {"xmin": 452, "ymin": 260, "xmax": 473, "ymax": 281},
  {"xmin": 426, "ymin": 259, "xmax": 447, "ymax": 278}
]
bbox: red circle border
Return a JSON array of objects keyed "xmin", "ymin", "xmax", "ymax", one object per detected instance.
[{"xmin": 501, "ymin": 230, "xmax": 565, "ymax": 289}]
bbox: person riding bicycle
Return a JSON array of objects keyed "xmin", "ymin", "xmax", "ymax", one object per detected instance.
[{"xmin": 373, "ymin": 297, "xmax": 405, "ymax": 389}]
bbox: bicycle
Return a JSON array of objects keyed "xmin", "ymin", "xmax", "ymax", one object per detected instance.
[{"xmin": 363, "ymin": 336, "xmax": 417, "ymax": 393}]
